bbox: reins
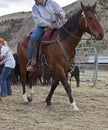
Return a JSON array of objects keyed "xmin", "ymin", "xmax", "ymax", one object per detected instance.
[
  {"xmin": 41, "ymin": 10, "xmax": 96, "ymax": 62},
  {"xmin": 42, "ymin": 8, "xmax": 98, "ymax": 44},
  {"xmin": 62, "ymin": 26, "xmax": 93, "ymax": 40},
  {"xmin": 41, "ymin": 26, "xmax": 93, "ymax": 44}
]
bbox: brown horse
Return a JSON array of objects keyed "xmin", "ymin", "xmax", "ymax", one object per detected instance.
[{"xmin": 17, "ymin": 2, "xmax": 104, "ymax": 111}]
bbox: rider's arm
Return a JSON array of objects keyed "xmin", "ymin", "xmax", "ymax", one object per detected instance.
[
  {"xmin": 52, "ymin": 1, "xmax": 65, "ymax": 20},
  {"xmin": 0, "ymin": 59, "xmax": 4, "ymax": 65},
  {"xmin": 32, "ymin": 5, "xmax": 50, "ymax": 27}
]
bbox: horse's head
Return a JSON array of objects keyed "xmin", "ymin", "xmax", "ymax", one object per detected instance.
[{"xmin": 79, "ymin": 2, "xmax": 104, "ymax": 40}]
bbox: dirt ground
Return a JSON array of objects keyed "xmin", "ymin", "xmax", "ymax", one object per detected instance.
[{"xmin": 0, "ymin": 82, "xmax": 108, "ymax": 130}]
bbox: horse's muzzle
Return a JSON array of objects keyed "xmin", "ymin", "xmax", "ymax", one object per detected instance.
[
  {"xmin": 98, "ymin": 33, "xmax": 104, "ymax": 40},
  {"xmin": 94, "ymin": 33, "xmax": 104, "ymax": 40}
]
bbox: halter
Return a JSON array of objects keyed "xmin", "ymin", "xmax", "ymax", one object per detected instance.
[
  {"xmin": 82, "ymin": 12, "xmax": 88, "ymax": 27},
  {"xmin": 59, "ymin": 12, "xmax": 95, "ymax": 41}
]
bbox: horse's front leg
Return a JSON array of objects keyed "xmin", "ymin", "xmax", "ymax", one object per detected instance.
[
  {"xmin": 61, "ymin": 78, "xmax": 79, "ymax": 111},
  {"xmin": 46, "ymin": 79, "xmax": 59, "ymax": 106}
]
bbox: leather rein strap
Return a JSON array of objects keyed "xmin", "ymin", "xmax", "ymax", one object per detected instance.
[{"xmin": 57, "ymin": 37, "xmax": 74, "ymax": 63}]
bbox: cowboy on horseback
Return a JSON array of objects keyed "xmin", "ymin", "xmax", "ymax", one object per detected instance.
[{"xmin": 27, "ymin": 0, "xmax": 65, "ymax": 72}]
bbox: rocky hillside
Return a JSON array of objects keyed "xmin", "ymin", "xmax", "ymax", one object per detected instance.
[{"xmin": 0, "ymin": 0, "xmax": 107, "ymax": 55}]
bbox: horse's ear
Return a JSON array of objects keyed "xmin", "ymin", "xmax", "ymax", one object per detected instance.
[
  {"xmin": 81, "ymin": 2, "xmax": 86, "ymax": 11},
  {"xmin": 92, "ymin": 2, "xmax": 97, "ymax": 9}
]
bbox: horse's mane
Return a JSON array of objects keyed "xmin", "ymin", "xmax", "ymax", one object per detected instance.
[
  {"xmin": 59, "ymin": 6, "xmax": 96, "ymax": 39},
  {"xmin": 59, "ymin": 9, "xmax": 82, "ymax": 39}
]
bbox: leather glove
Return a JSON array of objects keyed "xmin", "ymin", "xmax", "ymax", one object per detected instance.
[
  {"xmin": 48, "ymin": 23, "xmax": 55, "ymax": 29},
  {"xmin": 55, "ymin": 13, "xmax": 63, "ymax": 20}
]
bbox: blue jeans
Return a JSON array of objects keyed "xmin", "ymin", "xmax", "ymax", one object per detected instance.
[
  {"xmin": 0, "ymin": 67, "xmax": 13, "ymax": 96},
  {"xmin": 28, "ymin": 27, "xmax": 45, "ymax": 60}
]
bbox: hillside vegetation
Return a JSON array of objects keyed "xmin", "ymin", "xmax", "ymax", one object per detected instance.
[{"xmin": 0, "ymin": 0, "xmax": 107, "ymax": 54}]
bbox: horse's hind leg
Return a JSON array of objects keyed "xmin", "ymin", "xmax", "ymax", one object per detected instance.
[
  {"xmin": 46, "ymin": 79, "xmax": 59, "ymax": 105},
  {"xmin": 61, "ymin": 78, "xmax": 79, "ymax": 111},
  {"xmin": 20, "ymin": 69, "xmax": 29, "ymax": 103},
  {"xmin": 27, "ymin": 72, "xmax": 36, "ymax": 102}
]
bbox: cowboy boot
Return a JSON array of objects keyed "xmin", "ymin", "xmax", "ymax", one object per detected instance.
[{"xmin": 27, "ymin": 47, "xmax": 38, "ymax": 72}]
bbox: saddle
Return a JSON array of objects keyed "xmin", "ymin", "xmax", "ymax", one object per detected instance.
[
  {"xmin": 21, "ymin": 36, "xmax": 29, "ymax": 48},
  {"xmin": 21, "ymin": 29, "xmax": 56, "ymax": 69},
  {"xmin": 21, "ymin": 29, "xmax": 55, "ymax": 48},
  {"xmin": 41, "ymin": 29, "xmax": 55, "ymax": 42}
]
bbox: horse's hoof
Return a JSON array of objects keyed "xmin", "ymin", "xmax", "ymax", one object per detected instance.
[
  {"xmin": 73, "ymin": 107, "xmax": 80, "ymax": 111},
  {"xmin": 47, "ymin": 102, "xmax": 51, "ymax": 106},
  {"xmin": 71, "ymin": 101, "xmax": 80, "ymax": 112},
  {"xmin": 22, "ymin": 101, "xmax": 29, "ymax": 105},
  {"xmin": 46, "ymin": 99, "xmax": 51, "ymax": 106},
  {"xmin": 27, "ymin": 97, "xmax": 33, "ymax": 102}
]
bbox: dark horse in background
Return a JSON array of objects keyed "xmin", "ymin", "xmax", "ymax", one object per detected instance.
[
  {"xmin": 69, "ymin": 66, "xmax": 80, "ymax": 87},
  {"xmin": 17, "ymin": 2, "xmax": 104, "ymax": 111}
]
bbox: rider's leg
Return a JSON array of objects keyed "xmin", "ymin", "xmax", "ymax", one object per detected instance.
[{"xmin": 27, "ymin": 27, "xmax": 44, "ymax": 72}]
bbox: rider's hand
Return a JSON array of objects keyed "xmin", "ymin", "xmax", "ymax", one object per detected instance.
[
  {"xmin": 48, "ymin": 23, "xmax": 55, "ymax": 29},
  {"xmin": 0, "ymin": 55, "xmax": 3, "ymax": 60},
  {"xmin": 55, "ymin": 13, "xmax": 63, "ymax": 20}
]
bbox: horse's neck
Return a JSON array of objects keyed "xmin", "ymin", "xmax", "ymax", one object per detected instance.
[{"xmin": 65, "ymin": 28, "xmax": 83, "ymax": 56}]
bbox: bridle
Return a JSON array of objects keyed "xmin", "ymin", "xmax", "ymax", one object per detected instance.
[
  {"xmin": 81, "ymin": 11, "xmax": 96, "ymax": 40},
  {"xmin": 61, "ymin": 11, "xmax": 96, "ymax": 41},
  {"xmin": 59, "ymin": 8, "xmax": 98, "ymax": 41}
]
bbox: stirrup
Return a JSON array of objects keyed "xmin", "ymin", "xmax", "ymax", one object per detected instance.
[
  {"xmin": 43, "ymin": 63, "xmax": 48, "ymax": 69},
  {"xmin": 26, "ymin": 60, "xmax": 31, "ymax": 68},
  {"xmin": 27, "ymin": 64, "xmax": 36, "ymax": 72}
]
